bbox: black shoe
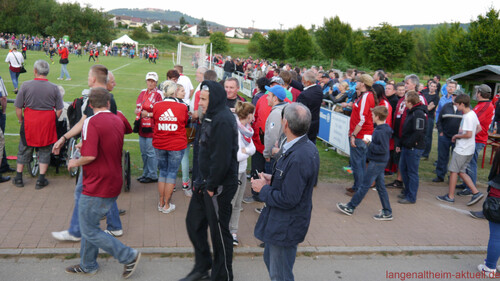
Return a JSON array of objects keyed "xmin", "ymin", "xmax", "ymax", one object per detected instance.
[
  {"xmin": 457, "ymin": 188, "xmax": 473, "ymax": 196},
  {"xmin": 35, "ymin": 178, "xmax": 49, "ymax": 190},
  {"xmin": 259, "ymin": 242, "xmax": 265, "ymax": 248},
  {"xmin": 469, "ymin": 210, "xmax": 486, "ymax": 219},
  {"xmin": 397, "ymin": 194, "xmax": 406, "ymax": 199},
  {"xmin": 0, "ymin": 167, "xmax": 16, "ymax": 173},
  {"xmin": 0, "ymin": 175, "xmax": 10, "ymax": 183},
  {"xmin": 398, "ymin": 198, "xmax": 415, "ymax": 204},
  {"xmin": 179, "ymin": 271, "xmax": 210, "ymax": 281},
  {"xmin": 421, "ymin": 156, "xmax": 429, "ymax": 161},
  {"xmin": 119, "ymin": 209, "xmax": 126, "ymax": 216},
  {"xmin": 139, "ymin": 177, "xmax": 155, "ymax": 183},
  {"xmin": 136, "ymin": 176, "xmax": 145, "ymax": 181},
  {"xmin": 432, "ymin": 177, "xmax": 444, "ymax": 183},
  {"xmin": 386, "ymin": 180, "xmax": 403, "ymax": 188},
  {"xmin": 12, "ymin": 177, "xmax": 24, "ymax": 187},
  {"xmin": 123, "ymin": 252, "xmax": 141, "ymax": 279}
]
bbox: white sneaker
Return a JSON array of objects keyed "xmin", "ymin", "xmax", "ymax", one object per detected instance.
[
  {"xmin": 51, "ymin": 230, "xmax": 81, "ymax": 242},
  {"xmin": 183, "ymin": 188, "xmax": 193, "ymax": 197},
  {"xmin": 104, "ymin": 229, "xmax": 123, "ymax": 237},
  {"xmin": 478, "ymin": 264, "xmax": 497, "ymax": 278},
  {"xmin": 56, "ymin": 78, "xmax": 63, "ymax": 80},
  {"xmin": 161, "ymin": 203, "xmax": 176, "ymax": 214},
  {"xmin": 158, "ymin": 202, "xmax": 163, "ymax": 212}
]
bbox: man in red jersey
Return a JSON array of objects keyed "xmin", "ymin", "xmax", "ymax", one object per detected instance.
[{"xmin": 65, "ymin": 88, "xmax": 140, "ymax": 278}]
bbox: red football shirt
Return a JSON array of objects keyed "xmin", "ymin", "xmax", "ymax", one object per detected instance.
[
  {"xmin": 152, "ymin": 99, "xmax": 189, "ymax": 151},
  {"xmin": 81, "ymin": 111, "xmax": 125, "ymax": 198},
  {"xmin": 474, "ymin": 101, "xmax": 494, "ymax": 144}
]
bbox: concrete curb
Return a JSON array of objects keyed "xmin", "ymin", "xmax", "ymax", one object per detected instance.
[{"xmin": 0, "ymin": 246, "xmax": 487, "ymax": 256}]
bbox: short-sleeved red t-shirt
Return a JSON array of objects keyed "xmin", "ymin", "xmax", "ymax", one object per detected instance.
[
  {"xmin": 81, "ymin": 111, "xmax": 125, "ymax": 198},
  {"xmin": 152, "ymin": 99, "xmax": 188, "ymax": 151}
]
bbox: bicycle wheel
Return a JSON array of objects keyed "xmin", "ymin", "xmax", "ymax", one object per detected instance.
[
  {"xmin": 28, "ymin": 149, "xmax": 39, "ymax": 177},
  {"xmin": 67, "ymin": 137, "xmax": 78, "ymax": 177},
  {"xmin": 123, "ymin": 151, "xmax": 131, "ymax": 192}
]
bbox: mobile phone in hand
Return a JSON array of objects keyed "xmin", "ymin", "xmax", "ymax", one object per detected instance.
[{"xmin": 251, "ymin": 169, "xmax": 260, "ymax": 180}]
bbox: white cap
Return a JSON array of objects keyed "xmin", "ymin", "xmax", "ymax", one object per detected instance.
[{"xmin": 145, "ymin": 72, "xmax": 158, "ymax": 82}]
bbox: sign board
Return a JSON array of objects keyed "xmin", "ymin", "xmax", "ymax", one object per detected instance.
[{"xmin": 318, "ymin": 106, "xmax": 350, "ymax": 156}]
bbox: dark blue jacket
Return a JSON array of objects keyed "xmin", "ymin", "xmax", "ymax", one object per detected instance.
[
  {"xmin": 367, "ymin": 123, "xmax": 392, "ymax": 163},
  {"xmin": 254, "ymin": 136, "xmax": 320, "ymax": 247}
]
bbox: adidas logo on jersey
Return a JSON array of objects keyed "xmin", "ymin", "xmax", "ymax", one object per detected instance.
[{"xmin": 159, "ymin": 108, "xmax": 178, "ymax": 122}]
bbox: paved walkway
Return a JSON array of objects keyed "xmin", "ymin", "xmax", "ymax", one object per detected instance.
[{"xmin": 0, "ymin": 175, "xmax": 489, "ymax": 254}]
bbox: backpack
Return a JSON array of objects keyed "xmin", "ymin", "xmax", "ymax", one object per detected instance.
[{"xmin": 67, "ymin": 96, "xmax": 89, "ymax": 130}]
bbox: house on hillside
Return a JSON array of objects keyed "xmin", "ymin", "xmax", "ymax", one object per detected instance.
[
  {"xmin": 225, "ymin": 28, "xmax": 244, "ymax": 39},
  {"xmin": 182, "ymin": 25, "xmax": 198, "ymax": 36},
  {"xmin": 109, "ymin": 16, "xmax": 143, "ymax": 28}
]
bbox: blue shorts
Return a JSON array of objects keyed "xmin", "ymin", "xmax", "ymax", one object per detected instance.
[{"xmin": 155, "ymin": 149, "xmax": 183, "ymax": 184}]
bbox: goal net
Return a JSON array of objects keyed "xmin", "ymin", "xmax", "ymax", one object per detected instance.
[{"xmin": 176, "ymin": 42, "xmax": 209, "ymax": 75}]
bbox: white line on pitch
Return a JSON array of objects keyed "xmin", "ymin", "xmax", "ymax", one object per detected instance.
[{"xmin": 111, "ymin": 63, "xmax": 131, "ymax": 72}]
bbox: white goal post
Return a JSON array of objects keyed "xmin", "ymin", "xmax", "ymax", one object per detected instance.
[{"xmin": 176, "ymin": 42, "xmax": 212, "ymax": 75}]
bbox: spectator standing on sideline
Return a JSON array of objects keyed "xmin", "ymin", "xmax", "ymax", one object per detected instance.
[
  {"xmin": 477, "ymin": 149, "xmax": 500, "ymax": 277},
  {"xmin": 0, "ymin": 74, "xmax": 14, "ymax": 178},
  {"xmin": 252, "ymin": 103, "xmax": 320, "ymax": 281},
  {"xmin": 13, "ymin": 60, "xmax": 63, "ymax": 189},
  {"xmin": 229, "ymin": 101, "xmax": 256, "ymax": 246},
  {"xmin": 57, "ymin": 45, "xmax": 71, "ymax": 81},
  {"xmin": 435, "ymin": 81, "xmax": 457, "ymax": 121},
  {"xmin": 252, "ymin": 77, "xmax": 269, "ymax": 105},
  {"xmin": 436, "ymin": 94, "xmax": 484, "ymax": 206},
  {"xmin": 337, "ymin": 106, "xmax": 393, "ymax": 220},
  {"xmin": 64, "ymin": 88, "xmax": 141, "ymax": 278},
  {"xmin": 181, "ymin": 80, "xmax": 238, "ymax": 281},
  {"xmin": 223, "ymin": 56, "xmax": 235, "ymax": 80},
  {"xmin": 422, "ymin": 80, "xmax": 439, "ymax": 159},
  {"xmin": 5, "ymin": 46, "xmax": 24, "ymax": 94},
  {"xmin": 457, "ymin": 84, "xmax": 495, "ymax": 195},
  {"xmin": 135, "ymin": 72, "xmax": 162, "ymax": 184},
  {"xmin": 297, "ymin": 70, "xmax": 323, "ymax": 143},
  {"xmin": 397, "ymin": 91, "xmax": 427, "ymax": 204},
  {"xmin": 433, "ymin": 90, "xmax": 462, "ymax": 183},
  {"xmin": 346, "ymin": 74, "xmax": 377, "ymax": 196},
  {"xmin": 174, "ymin": 65, "xmax": 194, "ymax": 105}
]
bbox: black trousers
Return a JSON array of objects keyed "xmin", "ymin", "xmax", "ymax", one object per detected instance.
[
  {"xmin": 250, "ymin": 151, "xmax": 266, "ymax": 199},
  {"xmin": 186, "ymin": 185, "xmax": 236, "ymax": 281}
]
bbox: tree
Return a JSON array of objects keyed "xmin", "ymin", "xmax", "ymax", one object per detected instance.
[
  {"xmin": 179, "ymin": 16, "xmax": 187, "ymax": 27},
  {"xmin": 315, "ymin": 16, "xmax": 352, "ymax": 67},
  {"xmin": 210, "ymin": 32, "xmax": 229, "ymax": 53},
  {"xmin": 259, "ymin": 30, "xmax": 286, "ymax": 60},
  {"xmin": 285, "ymin": 25, "xmax": 312, "ymax": 61},
  {"xmin": 198, "ymin": 18, "xmax": 209, "ymax": 36},
  {"xmin": 455, "ymin": 8, "xmax": 500, "ymax": 71},
  {"xmin": 429, "ymin": 23, "xmax": 465, "ymax": 74},
  {"xmin": 152, "ymin": 23, "xmax": 162, "ymax": 32},
  {"xmin": 344, "ymin": 30, "xmax": 366, "ymax": 67},
  {"xmin": 131, "ymin": 27, "xmax": 150, "ymax": 41},
  {"xmin": 248, "ymin": 32, "xmax": 264, "ymax": 55},
  {"xmin": 405, "ymin": 28, "xmax": 432, "ymax": 74},
  {"xmin": 363, "ymin": 23, "xmax": 414, "ymax": 71}
]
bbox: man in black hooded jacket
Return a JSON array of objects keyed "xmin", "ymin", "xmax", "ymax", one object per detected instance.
[{"xmin": 180, "ymin": 80, "xmax": 238, "ymax": 281}]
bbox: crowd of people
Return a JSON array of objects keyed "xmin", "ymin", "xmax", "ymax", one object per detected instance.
[{"xmin": 1, "ymin": 38, "xmax": 500, "ymax": 279}]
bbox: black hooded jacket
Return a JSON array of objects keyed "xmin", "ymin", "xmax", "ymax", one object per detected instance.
[
  {"xmin": 197, "ymin": 80, "xmax": 239, "ymax": 192},
  {"xmin": 400, "ymin": 103, "xmax": 428, "ymax": 150}
]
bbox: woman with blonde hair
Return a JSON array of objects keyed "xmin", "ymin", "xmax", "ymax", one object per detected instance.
[
  {"xmin": 152, "ymin": 80, "xmax": 187, "ymax": 213},
  {"xmin": 229, "ymin": 101, "xmax": 256, "ymax": 246},
  {"xmin": 174, "ymin": 84, "xmax": 193, "ymax": 197}
]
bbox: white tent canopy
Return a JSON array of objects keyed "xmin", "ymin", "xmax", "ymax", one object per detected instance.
[{"xmin": 111, "ymin": 35, "xmax": 138, "ymax": 53}]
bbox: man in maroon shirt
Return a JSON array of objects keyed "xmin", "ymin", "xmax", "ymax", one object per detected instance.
[{"xmin": 65, "ymin": 88, "xmax": 140, "ymax": 278}]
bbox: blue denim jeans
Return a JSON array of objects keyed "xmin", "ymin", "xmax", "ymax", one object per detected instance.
[
  {"xmin": 59, "ymin": 63, "xmax": 71, "ymax": 79},
  {"xmin": 348, "ymin": 161, "xmax": 392, "ymax": 214},
  {"xmin": 486, "ymin": 221, "xmax": 500, "ymax": 270},
  {"xmin": 436, "ymin": 135, "xmax": 454, "ymax": 179},
  {"xmin": 423, "ymin": 116, "xmax": 435, "ymax": 158},
  {"xmin": 263, "ymin": 243, "xmax": 298, "ymax": 281},
  {"xmin": 139, "ymin": 136, "xmax": 157, "ymax": 180},
  {"xmin": 350, "ymin": 138, "xmax": 368, "ymax": 191},
  {"xmin": 68, "ymin": 172, "xmax": 122, "ymax": 238},
  {"xmin": 155, "ymin": 149, "xmax": 183, "ymax": 183},
  {"xmin": 181, "ymin": 146, "xmax": 190, "ymax": 183},
  {"xmin": 78, "ymin": 195, "xmax": 137, "ymax": 273},
  {"xmin": 9, "ymin": 69, "xmax": 20, "ymax": 89},
  {"xmin": 399, "ymin": 148, "xmax": 423, "ymax": 203}
]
